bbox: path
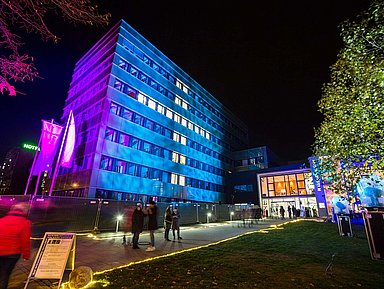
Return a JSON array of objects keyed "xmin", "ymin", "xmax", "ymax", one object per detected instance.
[{"xmin": 9, "ymin": 218, "xmax": 288, "ymax": 288}]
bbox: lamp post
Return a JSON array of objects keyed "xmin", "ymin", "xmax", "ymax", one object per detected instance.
[
  {"xmin": 230, "ymin": 211, "xmax": 234, "ymax": 222},
  {"xmin": 116, "ymin": 215, "xmax": 123, "ymax": 232},
  {"xmin": 207, "ymin": 212, "xmax": 212, "ymax": 224}
]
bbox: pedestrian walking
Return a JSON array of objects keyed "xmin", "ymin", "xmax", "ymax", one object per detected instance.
[
  {"xmin": 172, "ymin": 207, "xmax": 182, "ymax": 241},
  {"xmin": 164, "ymin": 206, "xmax": 172, "ymax": 241},
  {"xmin": 287, "ymin": 206, "xmax": 292, "ymax": 219},
  {"xmin": 146, "ymin": 200, "xmax": 158, "ymax": 252},
  {"xmin": 131, "ymin": 203, "xmax": 144, "ymax": 249},
  {"xmin": 0, "ymin": 203, "xmax": 31, "ymax": 289},
  {"xmin": 279, "ymin": 206, "xmax": 285, "ymax": 220}
]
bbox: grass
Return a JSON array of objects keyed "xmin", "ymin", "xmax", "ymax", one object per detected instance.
[{"xmin": 90, "ymin": 221, "xmax": 384, "ymax": 289}]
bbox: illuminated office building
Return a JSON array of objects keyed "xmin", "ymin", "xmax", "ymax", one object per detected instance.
[{"xmin": 51, "ymin": 20, "xmax": 253, "ymax": 203}]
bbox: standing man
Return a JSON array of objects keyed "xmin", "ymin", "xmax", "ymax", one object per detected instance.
[
  {"xmin": 146, "ymin": 200, "xmax": 158, "ymax": 252},
  {"xmin": 0, "ymin": 203, "xmax": 31, "ymax": 289},
  {"xmin": 287, "ymin": 205, "xmax": 292, "ymax": 219},
  {"xmin": 279, "ymin": 206, "xmax": 285, "ymax": 220}
]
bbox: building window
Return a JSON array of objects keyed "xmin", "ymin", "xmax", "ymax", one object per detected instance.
[
  {"xmin": 127, "ymin": 163, "xmax": 136, "ymax": 176},
  {"xmin": 119, "ymin": 134, "xmax": 130, "ymax": 146},
  {"xmin": 166, "ymin": 109, "xmax": 173, "ymax": 119},
  {"xmin": 172, "ymin": 152, "xmax": 179, "ymax": 163},
  {"xmin": 171, "ymin": 173, "xmax": 178, "ymax": 184},
  {"xmin": 174, "ymin": 114, "xmax": 181, "ymax": 123},
  {"xmin": 148, "ymin": 99, "xmax": 156, "ymax": 110},
  {"xmin": 181, "ymin": 118, "xmax": 187, "ymax": 127},
  {"xmin": 175, "ymin": 96, "xmax": 182, "ymax": 106},
  {"xmin": 173, "ymin": 132, "xmax": 180, "ymax": 142},
  {"xmin": 157, "ymin": 104, "xmax": 164, "ymax": 114},
  {"xmin": 130, "ymin": 137, "xmax": 141, "ymax": 150},
  {"xmin": 142, "ymin": 141, "xmax": 152, "ymax": 153},
  {"xmin": 180, "ymin": 135, "xmax": 186, "ymax": 146},
  {"xmin": 179, "ymin": 175, "xmax": 186, "ymax": 186},
  {"xmin": 179, "ymin": 155, "xmax": 186, "ymax": 165},
  {"xmin": 138, "ymin": 93, "xmax": 147, "ymax": 105}
]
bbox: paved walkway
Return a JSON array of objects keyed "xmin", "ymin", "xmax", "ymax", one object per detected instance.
[{"xmin": 9, "ymin": 218, "xmax": 288, "ymax": 288}]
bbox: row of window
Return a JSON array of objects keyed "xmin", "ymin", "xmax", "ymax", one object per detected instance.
[
  {"xmin": 114, "ymin": 78, "xmax": 215, "ymax": 142},
  {"xmin": 110, "ymin": 102, "xmax": 234, "ymax": 166},
  {"xmin": 116, "ymin": 57, "xmax": 239, "ymax": 150},
  {"xmin": 105, "ymin": 127, "xmax": 225, "ymax": 176},
  {"xmin": 120, "ymin": 36, "xmax": 248, "ymax": 140},
  {"xmin": 100, "ymin": 155, "xmax": 224, "ymax": 192}
]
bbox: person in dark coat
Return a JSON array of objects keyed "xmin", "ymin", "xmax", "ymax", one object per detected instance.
[
  {"xmin": 279, "ymin": 206, "xmax": 285, "ymax": 220},
  {"xmin": 292, "ymin": 206, "xmax": 297, "ymax": 218},
  {"xmin": 0, "ymin": 203, "xmax": 31, "ymax": 289},
  {"xmin": 287, "ymin": 206, "xmax": 292, "ymax": 219},
  {"xmin": 172, "ymin": 207, "xmax": 182, "ymax": 241},
  {"xmin": 146, "ymin": 200, "xmax": 158, "ymax": 252},
  {"xmin": 131, "ymin": 203, "xmax": 144, "ymax": 249},
  {"xmin": 164, "ymin": 206, "xmax": 172, "ymax": 241}
]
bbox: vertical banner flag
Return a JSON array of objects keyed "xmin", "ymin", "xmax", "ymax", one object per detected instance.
[
  {"xmin": 61, "ymin": 112, "xmax": 76, "ymax": 168},
  {"xmin": 32, "ymin": 121, "xmax": 63, "ymax": 175}
]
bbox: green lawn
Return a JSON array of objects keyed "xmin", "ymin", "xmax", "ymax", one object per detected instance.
[{"xmin": 90, "ymin": 221, "xmax": 384, "ymax": 289}]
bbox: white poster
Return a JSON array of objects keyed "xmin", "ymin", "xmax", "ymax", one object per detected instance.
[{"xmin": 30, "ymin": 233, "xmax": 75, "ymax": 280}]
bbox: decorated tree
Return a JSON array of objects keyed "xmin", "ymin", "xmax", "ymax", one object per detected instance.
[
  {"xmin": 0, "ymin": 0, "xmax": 110, "ymax": 96},
  {"xmin": 313, "ymin": 0, "xmax": 384, "ymax": 195}
]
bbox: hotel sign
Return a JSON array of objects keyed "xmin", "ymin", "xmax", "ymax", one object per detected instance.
[{"xmin": 22, "ymin": 143, "xmax": 39, "ymax": 151}]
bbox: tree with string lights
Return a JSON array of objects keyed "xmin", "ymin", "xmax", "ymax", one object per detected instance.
[{"xmin": 0, "ymin": 0, "xmax": 110, "ymax": 96}]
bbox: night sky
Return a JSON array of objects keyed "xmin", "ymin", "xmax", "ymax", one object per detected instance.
[{"xmin": 0, "ymin": 0, "xmax": 371, "ymax": 162}]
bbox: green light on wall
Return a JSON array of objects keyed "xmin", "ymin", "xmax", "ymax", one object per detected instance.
[{"xmin": 22, "ymin": 143, "xmax": 39, "ymax": 151}]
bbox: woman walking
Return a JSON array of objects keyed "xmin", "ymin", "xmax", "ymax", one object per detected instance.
[
  {"xmin": 172, "ymin": 207, "xmax": 182, "ymax": 241},
  {"xmin": 164, "ymin": 206, "xmax": 172, "ymax": 241},
  {"xmin": 131, "ymin": 203, "xmax": 144, "ymax": 249}
]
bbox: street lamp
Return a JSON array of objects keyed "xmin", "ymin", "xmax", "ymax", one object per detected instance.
[
  {"xmin": 207, "ymin": 212, "xmax": 212, "ymax": 224},
  {"xmin": 116, "ymin": 215, "xmax": 123, "ymax": 232},
  {"xmin": 230, "ymin": 211, "xmax": 234, "ymax": 222}
]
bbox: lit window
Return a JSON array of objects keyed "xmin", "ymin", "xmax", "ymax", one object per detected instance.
[
  {"xmin": 176, "ymin": 79, "xmax": 182, "ymax": 89},
  {"xmin": 173, "ymin": 132, "xmax": 180, "ymax": 142},
  {"xmin": 148, "ymin": 99, "xmax": 156, "ymax": 110},
  {"xmin": 179, "ymin": 155, "xmax": 186, "ymax": 165},
  {"xmin": 182, "ymin": 101, "xmax": 188, "ymax": 110},
  {"xmin": 200, "ymin": 130, "xmax": 205, "ymax": 137},
  {"xmin": 114, "ymin": 80, "xmax": 123, "ymax": 90},
  {"xmin": 194, "ymin": 126, "xmax": 200, "ymax": 134},
  {"xmin": 179, "ymin": 175, "xmax": 186, "ymax": 186},
  {"xmin": 205, "ymin": 132, "xmax": 210, "ymax": 140},
  {"xmin": 174, "ymin": 114, "xmax": 181, "ymax": 123},
  {"xmin": 181, "ymin": 118, "xmax": 187, "ymax": 127},
  {"xmin": 171, "ymin": 173, "xmax": 178, "ymax": 184},
  {"xmin": 175, "ymin": 96, "xmax": 182, "ymax": 106},
  {"xmin": 157, "ymin": 104, "xmax": 164, "ymax": 114},
  {"xmin": 172, "ymin": 152, "xmax": 179, "ymax": 163},
  {"xmin": 138, "ymin": 93, "xmax": 147, "ymax": 104},
  {"xmin": 166, "ymin": 109, "xmax": 173, "ymax": 119},
  {"xmin": 188, "ymin": 122, "xmax": 194, "ymax": 130},
  {"xmin": 182, "ymin": 86, "xmax": 188, "ymax": 94},
  {"xmin": 180, "ymin": 135, "xmax": 186, "ymax": 145}
]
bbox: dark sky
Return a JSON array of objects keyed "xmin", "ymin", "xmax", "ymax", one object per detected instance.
[{"xmin": 0, "ymin": 0, "xmax": 371, "ymax": 162}]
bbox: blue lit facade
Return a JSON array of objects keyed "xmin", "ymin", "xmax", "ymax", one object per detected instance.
[{"xmin": 52, "ymin": 20, "xmax": 250, "ymax": 203}]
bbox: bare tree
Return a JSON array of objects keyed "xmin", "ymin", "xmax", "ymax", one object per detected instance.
[{"xmin": 0, "ymin": 0, "xmax": 110, "ymax": 96}]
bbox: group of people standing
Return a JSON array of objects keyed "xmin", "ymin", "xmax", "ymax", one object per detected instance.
[{"xmin": 126, "ymin": 201, "xmax": 182, "ymax": 252}]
